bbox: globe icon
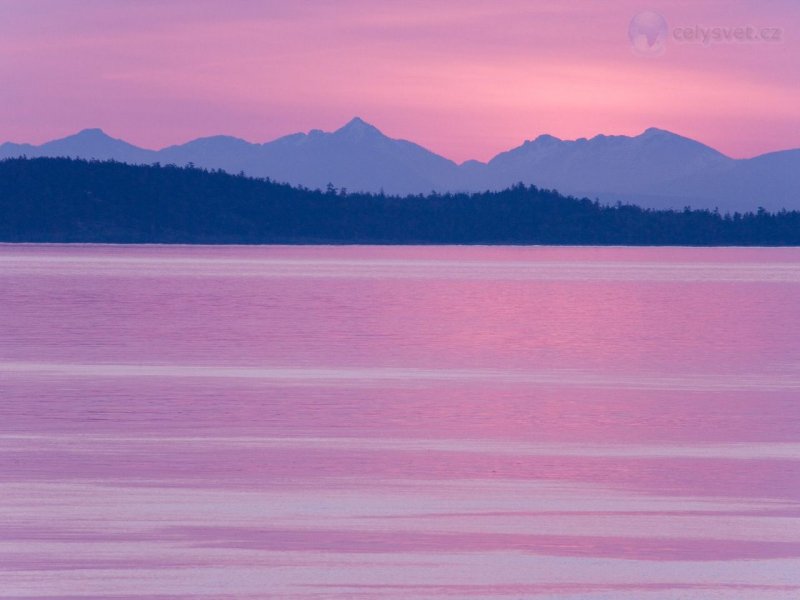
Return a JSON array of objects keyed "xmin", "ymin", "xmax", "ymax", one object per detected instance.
[{"xmin": 629, "ymin": 11, "xmax": 669, "ymax": 57}]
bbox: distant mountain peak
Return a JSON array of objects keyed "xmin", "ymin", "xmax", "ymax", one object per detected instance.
[
  {"xmin": 76, "ymin": 127, "xmax": 107, "ymax": 135},
  {"xmin": 31, "ymin": 127, "xmax": 154, "ymax": 162},
  {"xmin": 342, "ymin": 116, "xmax": 371, "ymax": 128},
  {"xmin": 533, "ymin": 134, "xmax": 561, "ymax": 144},
  {"xmin": 634, "ymin": 127, "xmax": 729, "ymax": 159},
  {"xmin": 335, "ymin": 117, "xmax": 384, "ymax": 139},
  {"xmin": 70, "ymin": 128, "xmax": 115, "ymax": 141},
  {"xmin": 641, "ymin": 127, "xmax": 675, "ymax": 138},
  {"xmin": 51, "ymin": 128, "xmax": 129, "ymax": 146}
]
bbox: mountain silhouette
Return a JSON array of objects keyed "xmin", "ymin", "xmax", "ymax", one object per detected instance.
[{"xmin": 1, "ymin": 119, "xmax": 797, "ymax": 211}]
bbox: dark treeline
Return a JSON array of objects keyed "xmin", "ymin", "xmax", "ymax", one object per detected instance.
[{"xmin": 1, "ymin": 157, "xmax": 798, "ymax": 245}]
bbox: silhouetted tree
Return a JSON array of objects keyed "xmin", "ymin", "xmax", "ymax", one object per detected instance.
[{"xmin": 0, "ymin": 157, "xmax": 798, "ymax": 245}]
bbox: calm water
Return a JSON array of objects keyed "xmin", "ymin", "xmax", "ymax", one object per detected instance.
[{"xmin": 1, "ymin": 244, "xmax": 800, "ymax": 600}]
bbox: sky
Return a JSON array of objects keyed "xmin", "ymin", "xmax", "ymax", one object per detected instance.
[{"xmin": 0, "ymin": 0, "xmax": 798, "ymax": 163}]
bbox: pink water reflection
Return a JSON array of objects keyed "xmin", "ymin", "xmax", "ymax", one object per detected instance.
[{"xmin": 1, "ymin": 245, "xmax": 799, "ymax": 599}]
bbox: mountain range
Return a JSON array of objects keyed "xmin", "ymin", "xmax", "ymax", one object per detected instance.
[{"xmin": 2, "ymin": 118, "xmax": 797, "ymax": 212}]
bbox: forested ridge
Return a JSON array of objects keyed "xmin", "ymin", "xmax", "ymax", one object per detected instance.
[{"xmin": 1, "ymin": 157, "xmax": 798, "ymax": 245}]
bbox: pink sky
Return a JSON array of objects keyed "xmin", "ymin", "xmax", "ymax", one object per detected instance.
[{"xmin": 0, "ymin": 0, "xmax": 797, "ymax": 162}]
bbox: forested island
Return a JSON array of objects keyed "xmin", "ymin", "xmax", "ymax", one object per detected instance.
[{"xmin": 1, "ymin": 157, "xmax": 798, "ymax": 245}]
